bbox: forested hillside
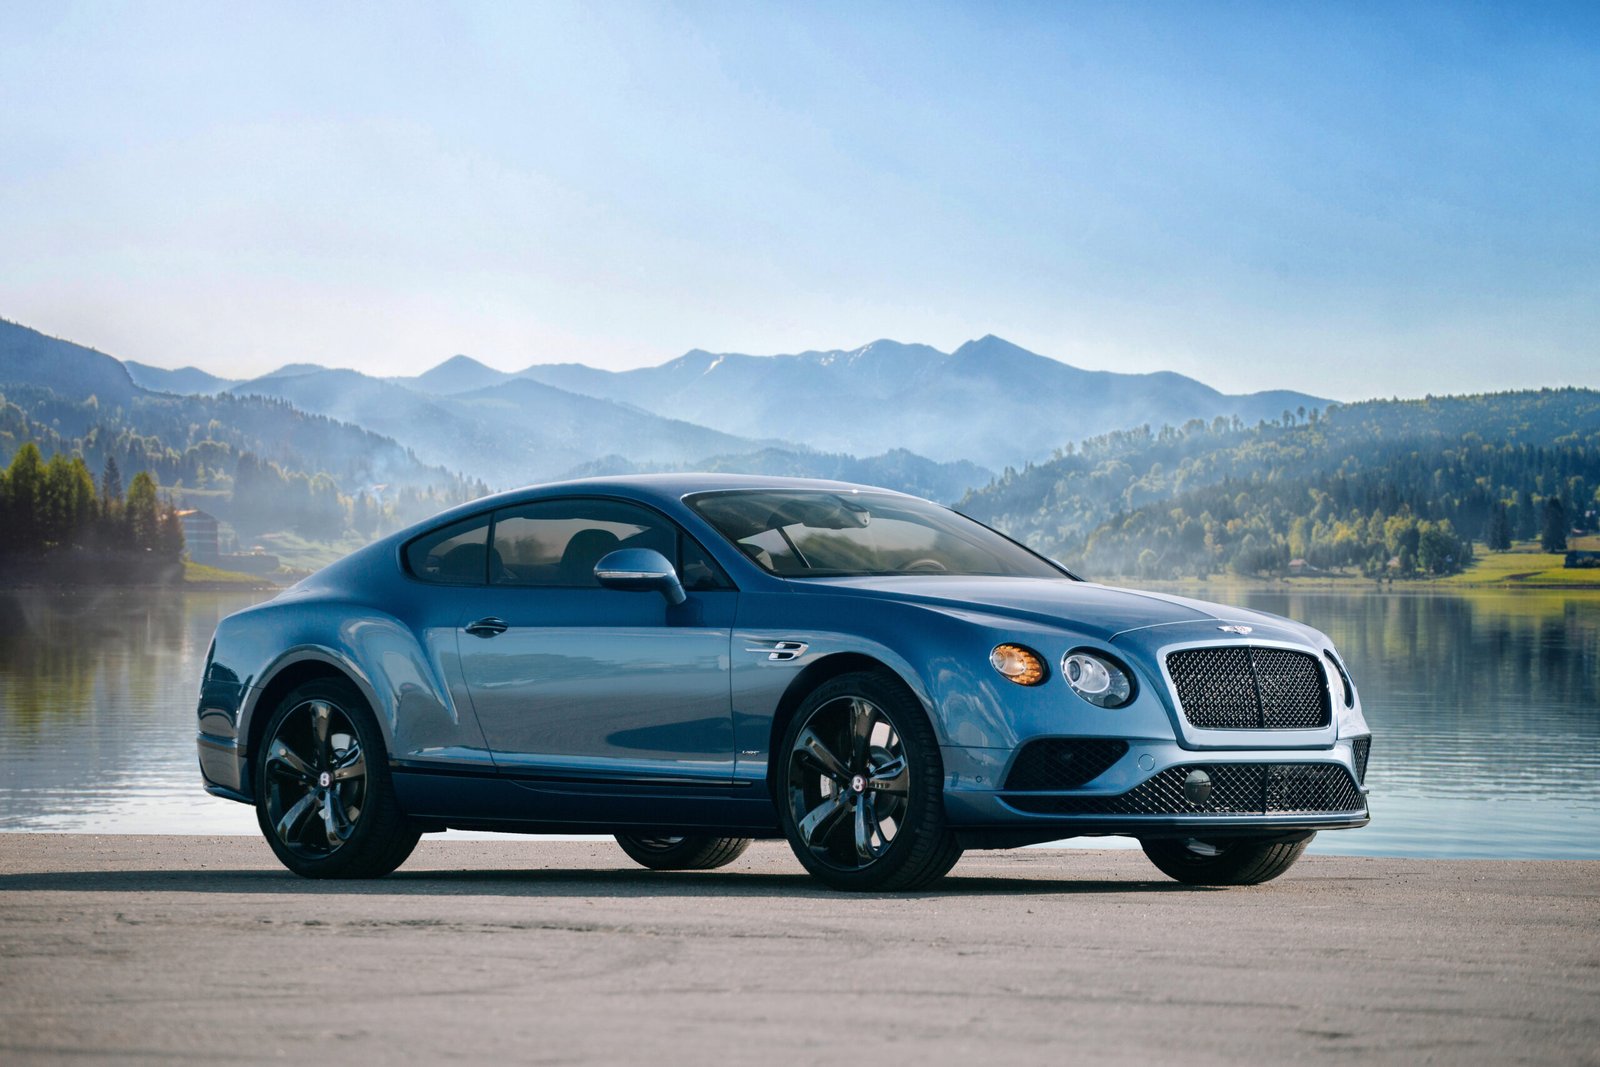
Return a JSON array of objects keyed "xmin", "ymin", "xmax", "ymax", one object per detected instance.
[
  {"xmin": 960, "ymin": 389, "xmax": 1600, "ymax": 579},
  {"xmin": 0, "ymin": 387, "xmax": 485, "ymax": 542},
  {"xmin": 0, "ymin": 443, "xmax": 185, "ymax": 582}
]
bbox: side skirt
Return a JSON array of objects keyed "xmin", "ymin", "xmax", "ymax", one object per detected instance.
[{"xmin": 391, "ymin": 765, "xmax": 781, "ymax": 835}]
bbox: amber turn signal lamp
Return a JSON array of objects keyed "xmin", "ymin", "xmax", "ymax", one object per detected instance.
[{"xmin": 990, "ymin": 643, "xmax": 1047, "ymax": 686}]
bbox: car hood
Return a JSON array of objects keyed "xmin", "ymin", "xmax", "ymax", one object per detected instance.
[{"xmin": 798, "ymin": 576, "xmax": 1308, "ymax": 643}]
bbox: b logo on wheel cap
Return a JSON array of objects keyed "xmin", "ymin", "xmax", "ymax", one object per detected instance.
[
  {"xmin": 850, "ymin": 774, "xmax": 866, "ymax": 794},
  {"xmin": 318, "ymin": 771, "xmax": 332, "ymax": 789}
]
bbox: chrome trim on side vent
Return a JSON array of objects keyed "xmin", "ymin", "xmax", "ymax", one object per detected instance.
[{"xmin": 745, "ymin": 640, "xmax": 808, "ymax": 662}]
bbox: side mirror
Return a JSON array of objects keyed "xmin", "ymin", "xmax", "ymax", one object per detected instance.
[{"xmin": 594, "ymin": 548, "xmax": 687, "ymax": 606}]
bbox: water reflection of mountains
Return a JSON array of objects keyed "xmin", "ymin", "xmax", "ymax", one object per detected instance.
[
  {"xmin": 1240, "ymin": 590, "xmax": 1600, "ymax": 807},
  {"xmin": 0, "ymin": 591, "xmax": 253, "ymax": 730}
]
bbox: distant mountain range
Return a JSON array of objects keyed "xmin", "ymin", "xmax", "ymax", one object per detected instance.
[
  {"xmin": 0, "ymin": 320, "xmax": 471, "ymax": 500},
  {"xmin": 347, "ymin": 336, "xmax": 1323, "ymax": 469},
  {"xmin": 214, "ymin": 367, "xmax": 769, "ymax": 490},
  {"xmin": 7, "ymin": 315, "xmax": 1328, "ymax": 504},
  {"xmin": 511, "ymin": 336, "xmax": 1324, "ymax": 468}
]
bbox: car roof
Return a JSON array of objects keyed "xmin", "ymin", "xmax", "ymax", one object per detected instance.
[{"xmin": 391, "ymin": 473, "xmax": 918, "ymax": 541}]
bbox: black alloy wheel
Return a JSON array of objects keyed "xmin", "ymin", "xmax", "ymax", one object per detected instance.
[
  {"xmin": 614, "ymin": 834, "xmax": 752, "ymax": 870},
  {"xmin": 1140, "ymin": 833, "xmax": 1314, "ymax": 886},
  {"xmin": 255, "ymin": 677, "xmax": 420, "ymax": 878},
  {"xmin": 777, "ymin": 671, "xmax": 961, "ymax": 891}
]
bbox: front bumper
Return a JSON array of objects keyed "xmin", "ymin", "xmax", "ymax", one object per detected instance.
[{"xmin": 940, "ymin": 738, "xmax": 1370, "ymax": 846}]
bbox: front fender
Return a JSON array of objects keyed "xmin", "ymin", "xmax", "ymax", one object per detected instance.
[{"xmin": 731, "ymin": 590, "xmax": 1162, "ymax": 785}]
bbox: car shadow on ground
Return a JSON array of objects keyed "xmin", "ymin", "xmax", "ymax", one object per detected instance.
[{"xmin": 0, "ymin": 865, "xmax": 1215, "ymax": 899}]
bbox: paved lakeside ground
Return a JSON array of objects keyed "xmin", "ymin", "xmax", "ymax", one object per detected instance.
[{"xmin": 1, "ymin": 836, "xmax": 1596, "ymax": 1065}]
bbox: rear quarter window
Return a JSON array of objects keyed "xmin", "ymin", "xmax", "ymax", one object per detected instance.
[{"xmin": 404, "ymin": 515, "xmax": 492, "ymax": 584}]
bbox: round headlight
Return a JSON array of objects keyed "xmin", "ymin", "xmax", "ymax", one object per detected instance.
[
  {"xmin": 1324, "ymin": 650, "xmax": 1355, "ymax": 708},
  {"xmin": 1061, "ymin": 650, "xmax": 1134, "ymax": 708},
  {"xmin": 990, "ymin": 643, "xmax": 1046, "ymax": 686}
]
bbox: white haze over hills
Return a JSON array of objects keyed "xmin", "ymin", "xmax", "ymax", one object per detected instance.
[
  {"xmin": 21, "ymin": 318, "xmax": 1328, "ymax": 499},
  {"xmin": 505, "ymin": 336, "xmax": 1326, "ymax": 467}
]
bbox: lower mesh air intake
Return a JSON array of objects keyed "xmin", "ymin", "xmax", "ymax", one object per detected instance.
[{"xmin": 1002, "ymin": 763, "xmax": 1366, "ymax": 816}]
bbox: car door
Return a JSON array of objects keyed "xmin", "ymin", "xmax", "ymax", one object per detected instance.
[{"xmin": 454, "ymin": 496, "xmax": 737, "ymax": 782}]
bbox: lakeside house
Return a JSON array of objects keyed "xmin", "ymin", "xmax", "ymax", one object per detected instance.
[{"xmin": 175, "ymin": 509, "xmax": 219, "ymax": 564}]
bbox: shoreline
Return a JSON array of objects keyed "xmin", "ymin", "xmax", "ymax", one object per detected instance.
[
  {"xmin": 2, "ymin": 835, "xmax": 1594, "ymax": 1064},
  {"xmin": 1132, "ymin": 576, "xmax": 1600, "ymax": 593},
  {"xmin": 4, "ymin": 577, "xmax": 1597, "ymax": 596},
  {"xmin": 3, "ymin": 826, "xmax": 1596, "ymax": 862}
]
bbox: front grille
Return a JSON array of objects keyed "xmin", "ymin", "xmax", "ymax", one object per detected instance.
[
  {"xmin": 1002, "ymin": 763, "xmax": 1366, "ymax": 817},
  {"xmin": 1351, "ymin": 736, "xmax": 1371, "ymax": 785},
  {"xmin": 1166, "ymin": 646, "xmax": 1330, "ymax": 729},
  {"xmin": 1004, "ymin": 739, "xmax": 1129, "ymax": 791}
]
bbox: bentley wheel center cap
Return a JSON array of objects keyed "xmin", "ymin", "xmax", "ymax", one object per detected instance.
[
  {"xmin": 318, "ymin": 771, "xmax": 332, "ymax": 789},
  {"xmin": 850, "ymin": 774, "xmax": 867, "ymax": 794}
]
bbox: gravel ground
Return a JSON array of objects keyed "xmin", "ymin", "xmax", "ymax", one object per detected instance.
[{"xmin": 0, "ymin": 834, "xmax": 1596, "ymax": 1065}]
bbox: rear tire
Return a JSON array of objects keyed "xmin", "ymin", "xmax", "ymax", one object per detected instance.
[
  {"xmin": 254, "ymin": 677, "xmax": 421, "ymax": 879},
  {"xmin": 1140, "ymin": 833, "xmax": 1313, "ymax": 886},
  {"xmin": 614, "ymin": 834, "xmax": 752, "ymax": 870},
  {"xmin": 776, "ymin": 670, "xmax": 962, "ymax": 892}
]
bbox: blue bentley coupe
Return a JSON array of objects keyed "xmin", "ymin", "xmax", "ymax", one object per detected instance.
[{"xmin": 196, "ymin": 475, "xmax": 1371, "ymax": 890}]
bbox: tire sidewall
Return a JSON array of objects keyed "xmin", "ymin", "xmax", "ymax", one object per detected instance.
[
  {"xmin": 776, "ymin": 671, "xmax": 945, "ymax": 891},
  {"xmin": 254, "ymin": 677, "xmax": 393, "ymax": 878},
  {"xmin": 1140, "ymin": 834, "xmax": 1313, "ymax": 886},
  {"xmin": 614, "ymin": 834, "xmax": 752, "ymax": 871}
]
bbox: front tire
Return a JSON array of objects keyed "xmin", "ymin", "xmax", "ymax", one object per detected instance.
[
  {"xmin": 614, "ymin": 834, "xmax": 752, "ymax": 870},
  {"xmin": 1140, "ymin": 834, "xmax": 1313, "ymax": 886},
  {"xmin": 254, "ymin": 677, "xmax": 421, "ymax": 878},
  {"xmin": 776, "ymin": 671, "xmax": 961, "ymax": 891}
]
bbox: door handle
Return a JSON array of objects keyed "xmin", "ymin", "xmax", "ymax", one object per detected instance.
[{"xmin": 464, "ymin": 616, "xmax": 508, "ymax": 638}]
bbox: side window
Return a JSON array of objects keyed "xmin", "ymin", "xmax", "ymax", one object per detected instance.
[
  {"xmin": 404, "ymin": 514, "xmax": 492, "ymax": 584},
  {"xmin": 490, "ymin": 499, "xmax": 731, "ymax": 590}
]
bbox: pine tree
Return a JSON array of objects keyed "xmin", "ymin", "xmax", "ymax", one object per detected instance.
[
  {"xmin": 4, "ymin": 444, "xmax": 45, "ymax": 552},
  {"xmin": 126, "ymin": 471, "xmax": 162, "ymax": 553},
  {"xmin": 1541, "ymin": 496, "xmax": 1568, "ymax": 553},
  {"xmin": 1484, "ymin": 502, "xmax": 1512, "ymax": 551},
  {"xmin": 101, "ymin": 453, "xmax": 123, "ymax": 506},
  {"xmin": 1514, "ymin": 488, "xmax": 1537, "ymax": 540}
]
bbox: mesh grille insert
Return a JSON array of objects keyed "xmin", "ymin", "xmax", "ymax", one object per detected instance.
[
  {"xmin": 1166, "ymin": 646, "xmax": 1331, "ymax": 729},
  {"xmin": 1002, "ymin": 763, "xmax": 1366, "ymax": 817},
  {"xmin": 1351, "ymin": 736, "xmax": 1371, "ymax": 785},
  {"xmin": 1003, "ymin": 739, "xmax": 1129, "ymax": 791}
]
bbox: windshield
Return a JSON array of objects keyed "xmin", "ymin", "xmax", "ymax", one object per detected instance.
[{"xmin": 687, "ymin": 490, "xmax": 1069, "ymax": 579}]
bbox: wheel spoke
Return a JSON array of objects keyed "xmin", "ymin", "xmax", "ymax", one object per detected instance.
[
  {"xmin": 310, "ymin": 702, "xmax": 333, "ymax": 765},
  {"xmin": 331, "ymin": 741, "xmax": 366, "ymax": 782},
  {"xmin": 266, "ymin": 739, "xmax": 315, "ymax": 782},
  {"xmin": 331, "ymin": 758, "xmax": 366, "ymax": 783},
  {"xmin": 854, "ymin": 794, "xmax": 878, "ymax": 861},
  {"xmin": 322, "ymin": 791, "xmax": 355, "ymax": 842},
  {"xmin": 867, "ymin": 755, "xmax": 908, "ymax": 796},
  {"xmin": 797, "ymin": 794, "xmax": 849, "ymax": 849},
  {"xmin": 849, "ymin": 699, "xmax": 876, "ymax": 770},
  {"xmin": 795, "ymin": 728, "xmax": 850, "ymax": 782},
  {"xmin": 274, "ymin": 792, "xmax": 317, "ymax": 843}
]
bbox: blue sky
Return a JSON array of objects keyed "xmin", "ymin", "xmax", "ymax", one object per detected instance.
[{"xmin": 1, "ymin": 1, "xmax": 1595, "ymax": 399}]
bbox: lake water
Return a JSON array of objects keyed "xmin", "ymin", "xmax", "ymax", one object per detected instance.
[{"xmin": 1, "ymin": 586, "xmax": 1596, "ymax": 859}]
